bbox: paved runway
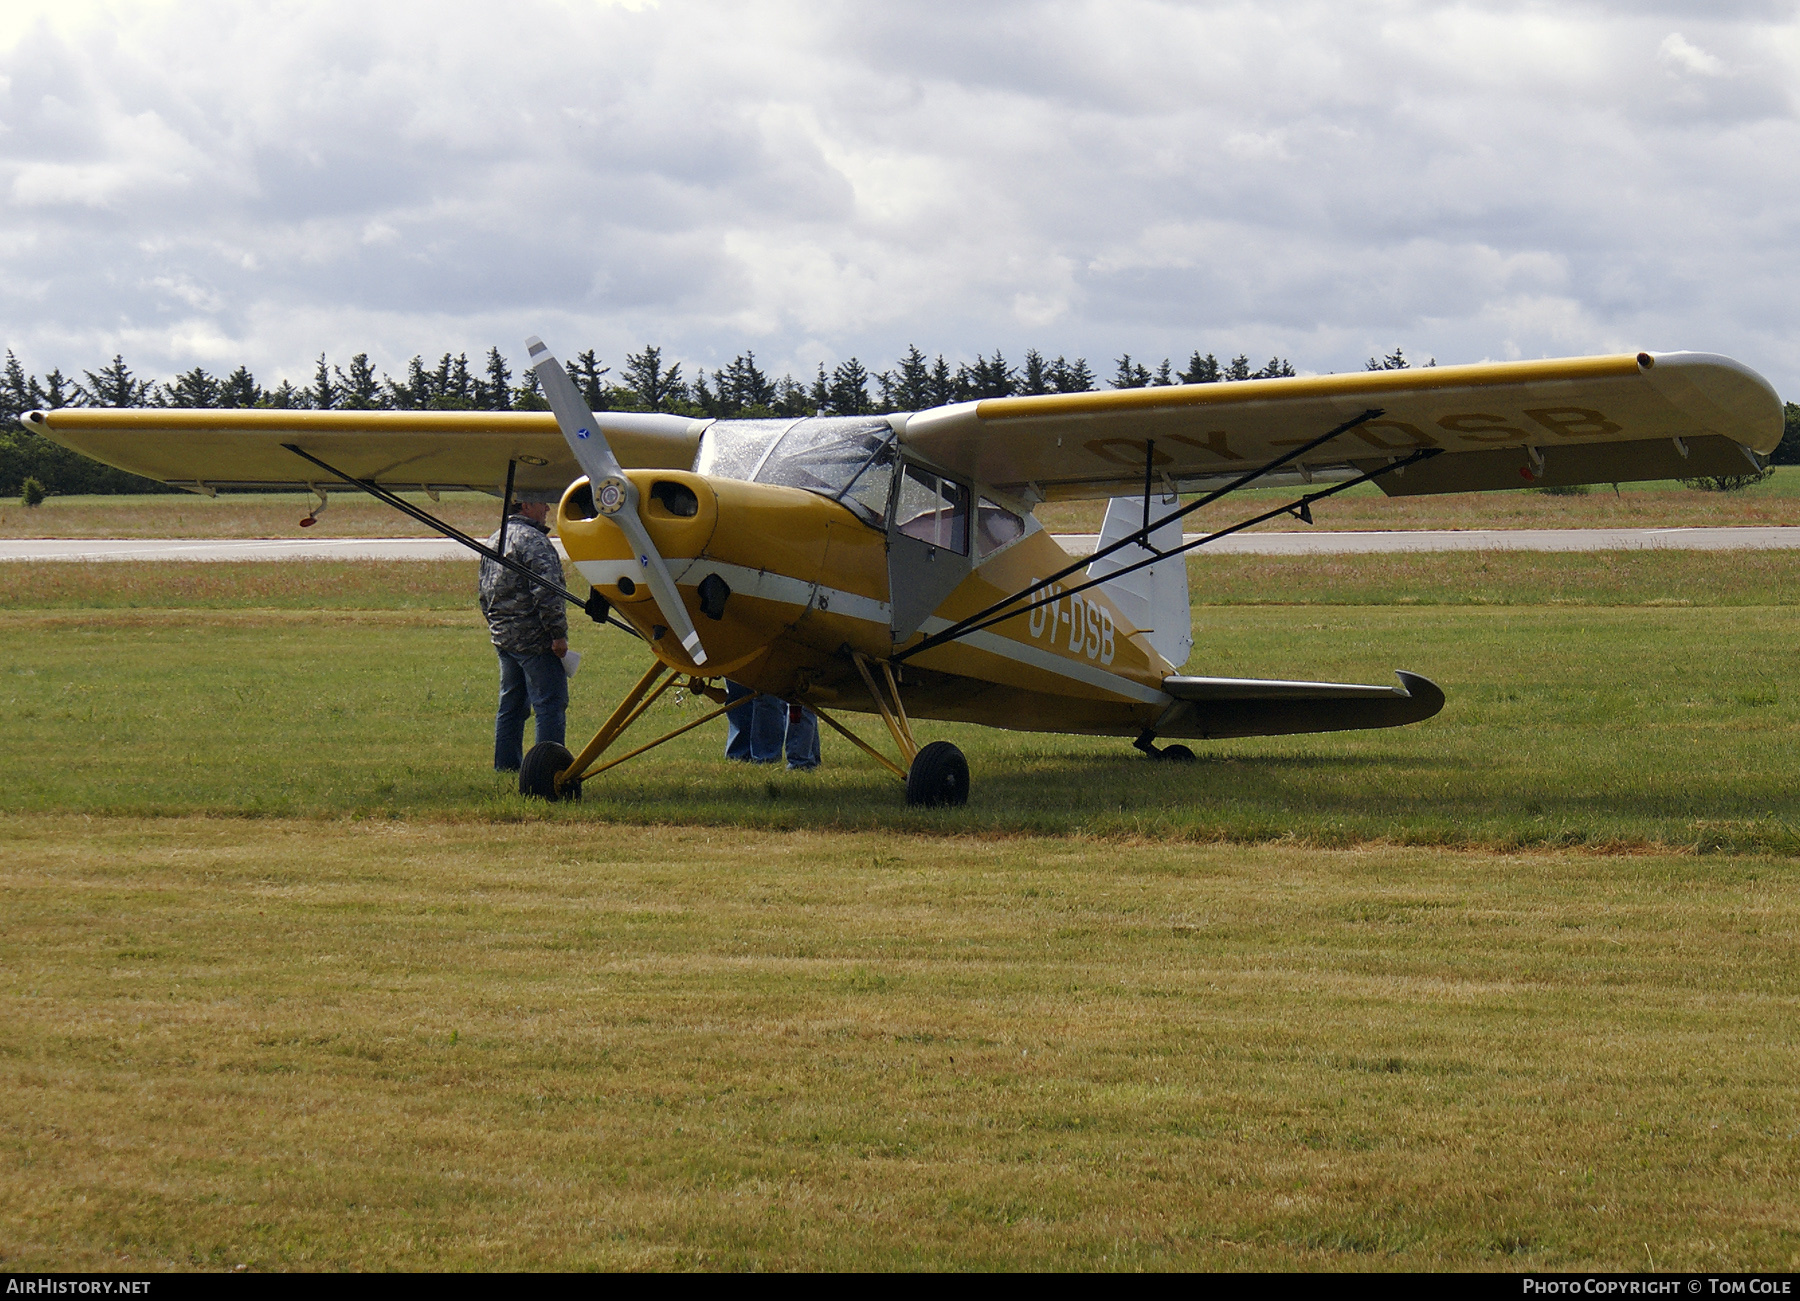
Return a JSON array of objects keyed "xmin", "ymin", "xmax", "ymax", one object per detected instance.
[
  {"xmin": 1057, "ymin": 527, "xmax": 1800, "ymax": 555},
  {"xmin": 3, "ymin": 527, "xmax": 1799, "ymax": 563},
  {"xmin": 0, "ymin": 537, "xmax": 510, "ymax": 562}
]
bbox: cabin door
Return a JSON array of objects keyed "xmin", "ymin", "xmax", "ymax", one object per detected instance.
[{"xmin": 886, "ymin": 462, "xmax": 974, "ymax": 642}]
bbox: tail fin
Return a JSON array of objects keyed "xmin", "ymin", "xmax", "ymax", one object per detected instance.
[{"xmin": 1087, "ymin": 497, "xmax": 1191, "ymax": 669}]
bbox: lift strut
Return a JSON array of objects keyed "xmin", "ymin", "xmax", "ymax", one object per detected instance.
[
  {"xmin": 893, "ymin": 413, "xmax": 1443, "ymax": 662},
  {"xmin": 281, "ymin": 443, "xmax": 639, "ymax": 639}
]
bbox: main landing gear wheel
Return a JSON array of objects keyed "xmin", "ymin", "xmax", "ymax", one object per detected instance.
[
  {"xmin": 905, "ymin": 740, "xmax": 969, "ymax": 808},
  {"xmin": 1160, "ymin": 744, "xmax": 1197, "ymax": 763},
  {"xmin": 521, "ymin": 741, "xmax": 581, "ymax": 802}
]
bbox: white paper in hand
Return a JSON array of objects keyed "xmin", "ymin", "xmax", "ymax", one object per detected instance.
[{"xmin": 560, "ymin": 650, "xmax": 581, "ymax": 679}]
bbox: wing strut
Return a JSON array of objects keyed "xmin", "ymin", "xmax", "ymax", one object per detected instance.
[
  {"xmin": 280, "ymin": 442, "xmax": 641, "ymax": 640},
  {"xmin": 894, "ymin": 408, "xmax": 1395, "ymax": 663},
  {"xmin": 894, "ymin": 435, "xmax": 1442, "ymax": 664}
]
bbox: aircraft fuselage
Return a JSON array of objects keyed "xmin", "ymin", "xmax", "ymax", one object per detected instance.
[{"xmin": 558, "ymin": 470, "xmax": 1175, "ymax": 736}]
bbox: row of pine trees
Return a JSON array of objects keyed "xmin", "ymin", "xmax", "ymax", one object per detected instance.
[
  {"xmin": 0, "ymin": 343, "xmax": 1432, "ymax": 495},
  {"xmin": 0, "ymin": 344, "xmax": 1322, "ymax": 425}
]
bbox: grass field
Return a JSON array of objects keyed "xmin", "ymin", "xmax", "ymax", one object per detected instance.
[
  {"xmin": 2, "ymin": 552, "xmax": 1797, "ymax": 1270},
  {"xmin": 4, "ymin": 819, "xmax": 1796, "ymax": 1271},
  {"xmin": 2, "ymin": 552, "xmax": 1796, "ymax": 849},
  {"xmin": 5, "ymin": 468, "xmax": 1800, "ymax": 539}
]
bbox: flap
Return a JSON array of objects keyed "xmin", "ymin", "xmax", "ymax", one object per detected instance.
[{"xmin": 899, "ymin": 351, "xmax": 1782, "ymax": 501}]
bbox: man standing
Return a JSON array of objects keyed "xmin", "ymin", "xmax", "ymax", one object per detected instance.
[
  {"xmin": 724, "ymin": 683, "xmax": 820, "ymax": 770},
  {"xmin": 480, "ymin": 497, "xmax": 569, "ymax": 772}
]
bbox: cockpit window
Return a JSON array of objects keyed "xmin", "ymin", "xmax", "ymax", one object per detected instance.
[
  {"xmin": 977, "ymin": 497, "xmax": 1025, "ymax": 556},
  {"xmin": 694, "ymin": 416, "xmax": 897, "ymax": 527},
  {"xmin": 839, "ymin": 439, "xmax": 896, "ymax": 526},
  {"xmin": 894, "ymin": 464, "xmax": 970, "ymax": 554}
]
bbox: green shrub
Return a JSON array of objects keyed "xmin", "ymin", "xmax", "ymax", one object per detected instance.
[
  {"xmin": 1681, "ymin": 470, "xmax": 1773, "ymax": 492},
  {"xmin": 20, "ymin": 476, "xmax": 44, "ymax": 507}
]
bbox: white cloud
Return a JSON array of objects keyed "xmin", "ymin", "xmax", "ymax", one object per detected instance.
[
  {"xmin": 0, "ymin": 0, "xmax": 1794, "ymax": 398},
  {"xmin": 1660, "ymin": 32, "xmax": 1728, "ymax": 77}
]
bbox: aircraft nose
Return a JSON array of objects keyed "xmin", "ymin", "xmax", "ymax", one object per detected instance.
[{"xmin": 559, "ymin": 470, "xmax": 717, "ymax": 601}]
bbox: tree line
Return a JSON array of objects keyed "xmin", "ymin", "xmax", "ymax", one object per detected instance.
[
  {"xmin": 5, "ymin": 340, "xmax": 1793, "ymax": 497},
  {"xmin": 0, "ymin": 342, "xmax": 1310, "ymax": 495},
  {"xmin": 0, "ymin": 342, "xmax": 1308, "ymax": 421}
]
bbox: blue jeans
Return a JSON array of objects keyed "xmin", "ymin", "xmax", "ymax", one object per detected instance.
[
  {"xmin": 724, "ymin": 681, "xmax": 821, "ymax": 770},
  {"xmin": 494, "ymin": 647, "xmax": 568, "ymax": 771}
]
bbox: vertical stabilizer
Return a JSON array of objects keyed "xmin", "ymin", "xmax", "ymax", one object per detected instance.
[{"xmin": 1086, "ymin": 497, "xmax": 1191, "ymax": 668}]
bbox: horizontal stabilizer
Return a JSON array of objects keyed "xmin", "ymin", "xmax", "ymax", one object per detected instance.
[{"xmin": 1158, "ymin": 670, "xmax": 1444, "ymax": 739}]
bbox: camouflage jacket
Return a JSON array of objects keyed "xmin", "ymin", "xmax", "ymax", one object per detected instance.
[{"xmin": 478, "ymin": 516, "xmax": 569, "ymax": 656}]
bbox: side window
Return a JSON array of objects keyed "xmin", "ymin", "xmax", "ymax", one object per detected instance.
[
  {"xmin": 842, "ymin": 453, "xmax": 895, "ymax": 526},
  {"xmin": 893, "ymin": 464, "xmax": 969, "ymax": 555},
  {"xmin": 976, "ymin": 496, "xmax": 1025, "ymax": 556}
]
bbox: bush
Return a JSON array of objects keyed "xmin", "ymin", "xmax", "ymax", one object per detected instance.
[
  {"xmin": 1680, "ymin": 470, "xmax": 1773, "ymax": 492},
  {"xmin": 0, "ymin": 430, "xmax": 174, "ymax": 497},
  {"xmin": 20, "ymin": 476, "xmax": 44, "ymax": 507},
  {"xmin": 1774, "ymin": 402, "xmax": 1800, "ymax": 465},
  {"xmin": 1532, "ymin": 484, "xmax": 1590, "ymax": 496}
]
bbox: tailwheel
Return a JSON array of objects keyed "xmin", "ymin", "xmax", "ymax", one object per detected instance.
[
  {"xmin": 521, "ymin": 741, "xmax": 581, "ymax": 802},
  {"xmin": 906, "ymin": 740, "xmax": 969, "ymax": 808}
]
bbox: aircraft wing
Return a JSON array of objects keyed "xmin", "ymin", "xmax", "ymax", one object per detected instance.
[
  {"xmin": 21, "ymin": 408, "xmax": 707, "ymax": 499},
  {"xmin": 899, "ymin": 352, "xmax": 1783, "ymax": 501},
  {"xmin": 1159, "ymin": 671, "xmax": 1445, "ymax": 740}
]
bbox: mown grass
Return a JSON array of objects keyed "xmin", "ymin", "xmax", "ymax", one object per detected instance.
[
  {"xmin": 1037, "ymin": 468, "xmax": 1800, "ymax": 533},
  {"xmin": 3, "ymin": 552, "xmax": 1798, "ymax": 1271},
  {"xmin": 1, "ymin": 553, "xmax": 1797, "ymax": 851},
  {"xmin": 4, "ymin": 546, "xmax": 1798, "ymax": 611},
  {"xmin": 0, "ymin": 490, "xmax": 503, "ymax": 539},
  {"xmin": 5, "ymin": 470, "xmax": 1800, "ymax": 539},
  {"xmin": 3, "ymin": 819, "xmax": 1797, "ymax": 1271}
]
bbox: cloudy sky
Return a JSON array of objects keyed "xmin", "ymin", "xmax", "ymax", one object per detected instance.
[{"xmin": 0, "ymin": 0, "xmax": 1796, "ymax": 397}]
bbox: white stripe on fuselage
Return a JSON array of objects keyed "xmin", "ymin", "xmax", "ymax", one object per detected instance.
[
  {"xmin": 917, "ymin": 616, "xmax": 1170, "ymax": 705},
  {"xmin": 574, "ymin": 556, "xmax": 1169, "ymax": 707}
]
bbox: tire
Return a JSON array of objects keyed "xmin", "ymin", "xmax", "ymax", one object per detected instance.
[
  {"xmin": 1161, "ymin": 743, "xmax": 1197, "ymax": 763},
  {"xmin": 906, "ymin": 740, "xmax": 969, "ymax": 808},
  {"xmin": 520, "ymin": 741, "xmax": 580, "ymax": 802}
]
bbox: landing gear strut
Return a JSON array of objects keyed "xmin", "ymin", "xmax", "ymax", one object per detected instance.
[{"xmin": 809, "ymin": 651, "xmax": 971, "ymax": 807}]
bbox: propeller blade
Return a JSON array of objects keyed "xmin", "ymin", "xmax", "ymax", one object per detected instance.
[{"xmin": 525, "ymin": 336, "xmax": 708, "ymax": 666}]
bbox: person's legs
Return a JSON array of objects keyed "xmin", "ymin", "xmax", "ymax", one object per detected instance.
[
  {"xmin": 785, "ymin": 704, "xmax": 820, "ymax": 770},
  {"xmin": 749, "ymin": 694, "xmax": 788, "ymax": 763},
  {"xmin": 724, "ymin": 680, "xmax": 756, "ymax": 761},
  {"xmin": 518, "ymin": 649, "xmax": 569, "ymax": 749},
  {"xmin": 493, "ymin": 649, "xmax": 530, "ymax": 771}
]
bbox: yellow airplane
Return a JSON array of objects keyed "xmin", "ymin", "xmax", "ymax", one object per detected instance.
[{"xmin": 29, "ymin": 345, "xmax": 1782, "ymax": 806}]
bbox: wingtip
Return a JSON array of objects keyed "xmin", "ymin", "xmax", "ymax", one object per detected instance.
[{"xmin": 1393, "ymin": 670, "xmax": 1446, "ymax": 717}]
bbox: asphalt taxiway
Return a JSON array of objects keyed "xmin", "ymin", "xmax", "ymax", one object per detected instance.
[{"xmin": 4, "ymin": 527, "xmax": 1799, "ymax": 563}]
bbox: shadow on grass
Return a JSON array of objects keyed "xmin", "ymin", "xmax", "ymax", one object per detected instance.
[{"xmin": 430, "ymin": 743, "xmax": 1799, "ymax": 855}]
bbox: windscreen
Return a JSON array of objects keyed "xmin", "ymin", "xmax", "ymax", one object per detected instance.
[
  {"xmin": 695, "ymin": 416, "xmax": 896, "ymax": 527},
  {"xmin": 692, "ymin": 419, "xmax": 796, "ymax": 482}
]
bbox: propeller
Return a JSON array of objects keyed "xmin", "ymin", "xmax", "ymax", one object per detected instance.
[{"xmin": 525, "ymin": 336, "xmax": 707, "ymax": 666}]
